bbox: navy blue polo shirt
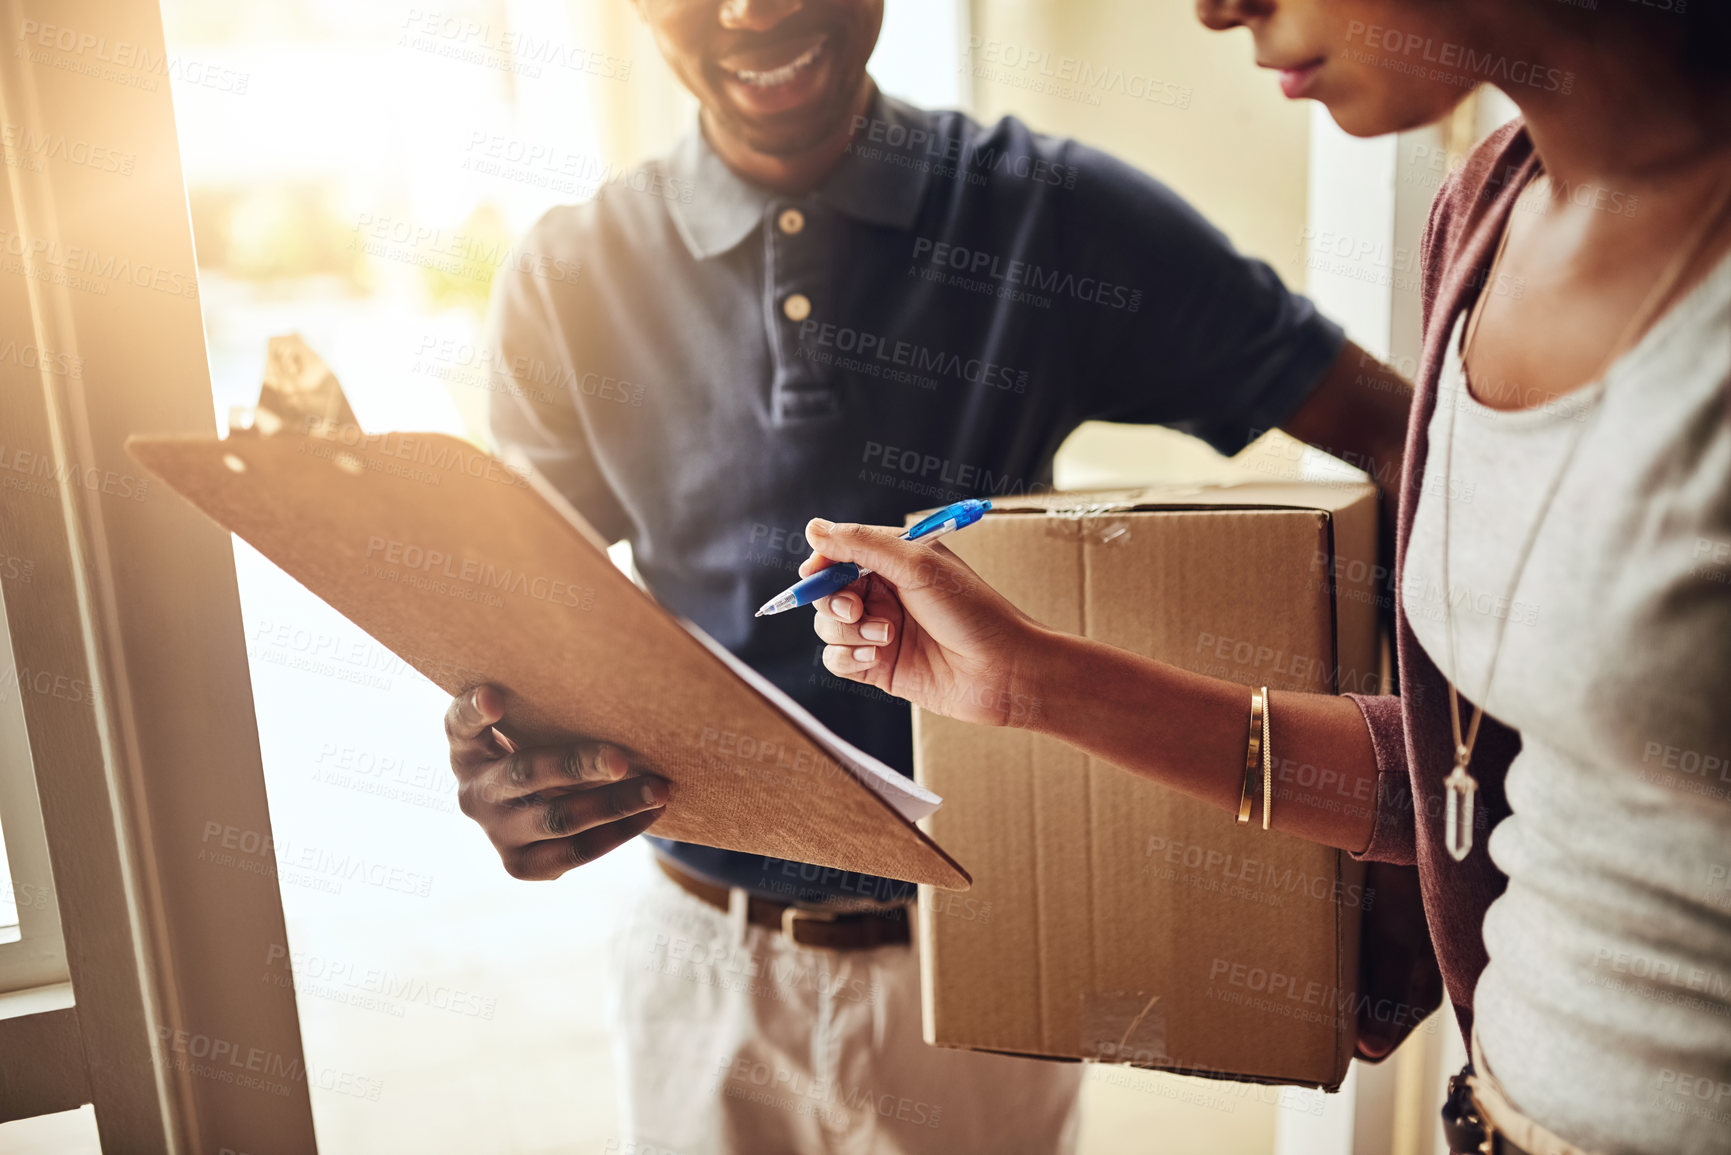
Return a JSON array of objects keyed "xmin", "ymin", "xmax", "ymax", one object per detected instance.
[{"xmin": 486, "ymin": 90, "xmax": 1343, "ymax": 905}]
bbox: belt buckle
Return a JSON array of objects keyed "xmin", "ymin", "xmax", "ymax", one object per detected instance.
[
  {"xmin": 1478, "ymin": 1110, "xmax": 1499, "ymax": 1155},
  {"xmin": 1443, "ymin": 1069, "xmax": 1492, "ymax": 1155},
  {"xmin": 1464, "ymin": 1078, "xmax": 1499, "ymax": 1155},
  {"xmin": 781, "ymin": 904, "xmax": 840, "ymax": 947}
]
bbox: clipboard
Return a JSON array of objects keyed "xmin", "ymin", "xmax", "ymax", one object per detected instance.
[{"xmin": 125, "ymin": 341, "xmax": 969, "ymax": 890}]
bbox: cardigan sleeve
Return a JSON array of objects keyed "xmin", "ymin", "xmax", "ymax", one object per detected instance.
[
  {"xmin": 1345, "ymin": 693, "xmax": 1418, "ymax": 866},
  {"xmin": 1344, "ymin": 693, "xmax": 1446, "ymax": 1061}
]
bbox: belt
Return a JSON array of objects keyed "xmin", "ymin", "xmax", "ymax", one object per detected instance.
[
  {"xmin": 1443, "ymin": 1037, "xmax": 1597, "ymax": 1155},
  {"xmin": 656, "ymin": 857, "xmax": 911, "ymax": 952},
  {"xmin": 1445, "ymin": 1068, "xmax": 1534, "ymax": 1155}
]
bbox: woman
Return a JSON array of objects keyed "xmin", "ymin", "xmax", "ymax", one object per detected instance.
[{"xmin": 800, "ymin": 2, "xmax": 1731, "ymax": 1152}]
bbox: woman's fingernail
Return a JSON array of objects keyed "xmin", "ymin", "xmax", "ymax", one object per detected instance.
[
  {"xmin": 599, "ymin": 746, "xmax": 627, "ymax": 778},
  {"xmin": 640, "ymin": 778, "xmax": 667, "ymax": 806},
  {"xmin": 862, "ymin": 620, "xmax": 890, "ymax": 642},
  {"xmin": 852, "ymin": 646, "xmax": 874, "ymax": 662},
  {"xmin": 808, "ymin": 518, "xmax": 834, "ymax": 537}
]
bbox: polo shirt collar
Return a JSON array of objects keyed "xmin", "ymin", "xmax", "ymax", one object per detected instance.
[
  {"xmin": 666, "ymin": 88, "xmax": 932, "ymax": 261},
  {"xmin": 815, "ymin": 92, "xmax": 931, "ymax": 233}
]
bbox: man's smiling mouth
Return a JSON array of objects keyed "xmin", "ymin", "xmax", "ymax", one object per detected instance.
[{"xmin": 722, "ymin": 34, "xmax": 829, "ymax": 89}]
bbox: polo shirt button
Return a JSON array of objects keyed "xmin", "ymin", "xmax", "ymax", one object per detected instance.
[
  {"xmin": 783, "ymin": 293, "xmax": 812, "ymax": 322},
  {"xmin": 778, "ymin": 208, "xmax": 806, "ymax": 235}
]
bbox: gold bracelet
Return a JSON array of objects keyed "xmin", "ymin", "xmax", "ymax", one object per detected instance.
[
  {"xmin": 1261, "ymin": 686, "xmax": 1273, "ymax": 831},
  {"xmin": 1237, "ymin": 688, "xmax": 1264, "ymax": 824}
]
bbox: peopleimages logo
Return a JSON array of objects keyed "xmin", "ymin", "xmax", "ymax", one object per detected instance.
[
  {"xmin": 1206, "ymin": 957, "xmax": 1429, "ymax": 1033},
  {"xmin": 362, "ymin": 536, "xmax": 596, "ymax": 611},
  {"xmin": 351, "ymin": 213, "xmax": 581, "ymax": 287},
  {"xmin": 859, "ymin": 440, "xmax": 1050, "ymax": 499},
  {"xmin": 798, "ymin": 320, "xmax": 1029, "ymax": 394},
  {"xmin": 849, "ymin": 114, "xmax": 1081, "ymax": 189},
  {"xmin": 462, "ymin": 131, "xmax": 693, "ymax": 204},
  {"xmin": 16, "ymin": 19, "xmax": 251, "ymax": 95},
  {"xmin": 962, "ymin": 37, "xmax": 1194, "ymax": 111},
  {"xmin": 910, "ymin": 237, "xmax": 1143, "ymax": 312},
  {"xmin": 1345, "ymin": 21, "xmax": 1574, "ymax": 94},
  {"xmin": 264, "ymin": 944, "xmax": 497, "ymax": 1020},
  {"xmin": 0, "ymin": 122, "xmax": 135, "ymax": 176},
  {"xmin": 1143, "ymin": 835, "xmax": 1373, "ymax": 910},
  {"xmin": 0, "ymin": 227, "xmax": 198, "ymax": 299},
  {"xmin": 198, "ymin": 821, "xmax": 435, "ymax": 899},
  {"xmin": 0, "ymin": 338, "xmax": 82, "ymax": 377},
  {"xmin": 0, "ymin": 442, "xmax": 151, "ymax": 502},
  {"xmin": 0, "ymin": 664, "xmax": 94, "ymax": 707},
  {"xmin": 399, "ymin": 9, "xmax": 633, "ymax": 82},
  {"xmin": 714, "ymin": 1055, "xmax": 944, "ymax": 1130}
]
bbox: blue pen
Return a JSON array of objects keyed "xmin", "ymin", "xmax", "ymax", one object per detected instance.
[{"xmin": 753, "ymin": 499, "xmax": 993, "ymax": 618}]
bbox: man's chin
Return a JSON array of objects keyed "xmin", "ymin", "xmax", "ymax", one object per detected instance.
[
  {"xmin": 730, "ymin": 117, "xmax": 848, "ymax": 158},
  {"xmin": 713, "ymin": 95, "xmax": 859, "ymax": 158}
]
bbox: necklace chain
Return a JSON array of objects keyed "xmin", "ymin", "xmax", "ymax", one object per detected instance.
[{"xmin": 1435, "ymin": 165, "xmax": 1731, "ymax": 862}]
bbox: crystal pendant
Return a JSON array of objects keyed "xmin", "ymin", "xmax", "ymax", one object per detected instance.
[{"xmin": 1443, "ymin": 749, "xmax": 1478, "ymax": 862}]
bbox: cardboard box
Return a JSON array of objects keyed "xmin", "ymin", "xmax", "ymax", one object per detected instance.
[{"xmin": 914, "ymin": 481, "xmax": 1381, "ymax": 1089}]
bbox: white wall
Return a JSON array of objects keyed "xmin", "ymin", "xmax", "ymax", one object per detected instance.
[{"xmin": 874, "ymin": 0, "xmax": 971, "ymax": 111}]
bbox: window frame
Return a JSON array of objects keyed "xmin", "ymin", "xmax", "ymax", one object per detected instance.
[
  {"xmin": 0, "ymin": 570, "xmax": 71, "ymax": 993},
  {"xmin": 0, "ymin": 0, "xmax": 316, "ymax": 1147}
]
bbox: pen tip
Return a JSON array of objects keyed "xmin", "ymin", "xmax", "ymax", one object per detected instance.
[{"xmin": 753, "ymin": 609, "xmax": 766, "ymax": 618}]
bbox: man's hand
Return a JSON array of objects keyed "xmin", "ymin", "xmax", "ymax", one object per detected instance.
[{"xmin": 445, "ymin": 685, "xmax": 667, "ymax": 880}]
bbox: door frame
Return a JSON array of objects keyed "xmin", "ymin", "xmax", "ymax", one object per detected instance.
[{"xmin": 0, "ymin": 0, "xmax": 316, "ymax": 1148}]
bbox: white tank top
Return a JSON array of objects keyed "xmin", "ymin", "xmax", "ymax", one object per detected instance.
[{"xmin": 1403, "ymin": 252, "xmax": 1731, "ymax": 1155}]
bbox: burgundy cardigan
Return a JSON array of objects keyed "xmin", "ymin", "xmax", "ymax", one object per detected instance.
[{"xmin": 1346, "ymin": 120, "xmax": 1541, "ymax": 1053}]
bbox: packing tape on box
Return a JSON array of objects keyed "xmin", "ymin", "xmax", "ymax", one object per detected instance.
[
  {"xmin": 1079, "ymin": 990, "xmax": 1169, "ymax": 1066},
  {"xmin": 1042, "ymin": 502, "xmax": 1134, "ymax": 546},
  {"xmin": 1038, "ymin": 486, "xmax": 1218, "ymax": 546}
]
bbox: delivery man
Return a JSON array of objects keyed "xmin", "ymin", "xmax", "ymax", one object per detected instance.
[{"xmin": 442, "ymin": 0, "xmax": 1412, "ymax": 1151}]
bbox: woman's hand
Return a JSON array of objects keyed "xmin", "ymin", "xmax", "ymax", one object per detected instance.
[
  {"xmin": 803, "ymin": 522, "xmax": 1384, "ymax": 854},
  {"xmin": 802, "ymin": 518, "xmax": 1046, "ymax": 727}
]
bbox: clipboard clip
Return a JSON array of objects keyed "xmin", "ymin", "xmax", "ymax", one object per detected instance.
[{"xmin": 228, "ymin": 334, "xmax": 363, "ymax": 441}]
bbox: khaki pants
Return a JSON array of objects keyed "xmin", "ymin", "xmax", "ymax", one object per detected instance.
[{"xmin": 606, "ymin": 863, "xmax": 1082, "ymax": 1155}]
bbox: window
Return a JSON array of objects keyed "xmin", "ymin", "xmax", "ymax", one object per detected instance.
[{"xmin": 0, "ymin": 578, "xmax": 67, "ymax": 988}]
